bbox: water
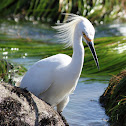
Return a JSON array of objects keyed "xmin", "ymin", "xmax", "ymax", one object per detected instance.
[
  {"xmin": 2, "ymin": 20, "xmax": 125, "ymax": 125},
  {"xmin": 11, "ymin": 57, "xmax": 41, "ymax": 69},
  {"xmin": 63, "ymin": 78, "xmax": 109, "ymax": 126},
  {"xmin": 0, "ymin": 20, "xmax": 126, "ymax": 43},
  {"xmin": 95, "ymin": 23, "xmax": 126, "ymax": 38},
  {"xmin": 0, "ymin": 21, "xmax": 55, "ymax": 43}
]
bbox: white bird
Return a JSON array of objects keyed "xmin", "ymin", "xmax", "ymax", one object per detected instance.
[{"xmin": 20, "ymin": 13, "xmax": 99, "ymax": 113}]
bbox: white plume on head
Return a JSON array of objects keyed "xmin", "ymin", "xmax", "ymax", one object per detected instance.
[{"xmin": 52, "ymin": 13, "xmax": 84, "ymax": 48}]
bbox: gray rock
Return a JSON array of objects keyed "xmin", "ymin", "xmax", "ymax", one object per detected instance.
[{"xmin": 0, "ymin": 83, "xmax": 68, "ymax": 126}]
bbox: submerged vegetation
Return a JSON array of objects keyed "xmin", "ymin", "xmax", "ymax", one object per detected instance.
[
  {"xmin": 0, "ymin": 0, "xmax": 125, "ymax": 24},
  {"xmin": 100, "ymin": 70, "xmax": 126, "ymax": 126},
  {"xmin": 0, "ymin": 33, "xmax": 126, "ymax": 80}
]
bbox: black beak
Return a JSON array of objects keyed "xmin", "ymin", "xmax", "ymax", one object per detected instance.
[{"xmin": 87, "ymin": 41, "xmax": 100, "ymax": 70}]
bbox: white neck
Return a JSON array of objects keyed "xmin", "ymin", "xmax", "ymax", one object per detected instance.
[{"xmin": 69, "ymin": 31, "xmax": 84, "ymax": 79}]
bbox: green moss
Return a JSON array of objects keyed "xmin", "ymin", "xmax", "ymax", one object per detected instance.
[{"xmin": 100, "ymin": 70, "xmax": 126, "ymax": 126}]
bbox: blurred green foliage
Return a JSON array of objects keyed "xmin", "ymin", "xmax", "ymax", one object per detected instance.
[
  {"xmin": 0, "ymin": 59, "xmax": 26, "ymax": 85},
  {"xmin": 0, "ymin": 0, "xmax": 125, "ymax": 24},
  {"xmin": 0, "ymin": 33, "xmax": 126, "ymax": 78}
]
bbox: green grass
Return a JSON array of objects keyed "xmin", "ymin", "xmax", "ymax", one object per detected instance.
[
  {"xmin": 100, "ymin": 70, "xmax": 126, "ymax": 125},
  {"xmin": 0, "ymin": 0, "xmax": 124, "ymax": 24},
  {"xmin": 0, "ymin": 59, "xmax": 26, "ymax": 84},
  {"xmin": 0, "ymin": 33, "xmax": 126, "ymax": 78}
]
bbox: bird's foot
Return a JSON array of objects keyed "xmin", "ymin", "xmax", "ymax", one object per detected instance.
[
  {"xmin": 45, "ymin": 101, "xmax": 51, "ymax": 106},
  {"xmin": 59, "ymin": 112, "xmax": 69, "ymax": 126}
]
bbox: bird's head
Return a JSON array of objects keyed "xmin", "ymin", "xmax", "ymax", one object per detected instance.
[
  {"xmin": 53, "ymin": 13, "xmax": 99, "ymax": 70},
  {"xmin": 78, "ymin": 19, "xmax": 99, "ymax": 70}
]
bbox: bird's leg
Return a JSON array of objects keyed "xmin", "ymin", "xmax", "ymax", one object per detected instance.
[
  {"xmin": 57, "ymin": 97, "xmax": 69, "ymax": 125},
  {"xmin": 57, "ymin": 96, "xmax": 69, "ymax": 113}
]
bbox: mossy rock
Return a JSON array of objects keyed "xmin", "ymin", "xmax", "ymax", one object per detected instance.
[{"xmin": 100, "ymin": 70, "xmax": 126, "ymax": 126}]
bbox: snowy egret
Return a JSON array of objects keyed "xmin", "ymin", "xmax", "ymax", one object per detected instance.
[{"xmin": 20, "ymin": 13, "xmax": 99, "ymax": 113}]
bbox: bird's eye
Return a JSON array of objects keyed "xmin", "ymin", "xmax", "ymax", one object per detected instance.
[
  {"xmin": 82, "ymin": 32, "xmax": 92, "ymax": 42},
  {"xmin": 82, "ymin": 32, "xmax": 86, "ymax": 37}
]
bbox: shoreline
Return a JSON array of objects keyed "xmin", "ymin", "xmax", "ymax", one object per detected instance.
[{"xmin": 100, "ymin": 70, "xmax": 126, "ymax": 126}]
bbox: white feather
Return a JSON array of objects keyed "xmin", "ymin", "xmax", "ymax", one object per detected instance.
[{"xmin": 52, "ymin": 13, "xmax": 85, "ymax": 48}]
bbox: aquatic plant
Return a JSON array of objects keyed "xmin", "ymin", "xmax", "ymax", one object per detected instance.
[
  {"xmin": 100, "ymin": 70, "xmax": 126, "ymax": 125},
  {"xmin": 0, "ymin": 59, "xmax": 13, "ymax": 83},
  {"xmin": 0, "ymin": 33, "xmax": 126, "ymax": 78},
  {"xmin": 0, "ymin": 59, "xmax": 26, "ymax": 84},
  {"xmin": 0, "ymin": 0, "xmax": 125, "ymax": 24}
]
